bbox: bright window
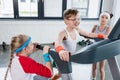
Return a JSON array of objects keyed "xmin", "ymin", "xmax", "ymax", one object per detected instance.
[
  {"xmin": 44, "ymin": 0, "xmax": 63, "ymax": 17},
  {"xmin": 71, "ymin": 0, "xmax": 102, "ymax": 18},
  {"xmin": 0, "ymin": 0, "xmax": 14, "ymax": 18},
  {"xmin": 0, "ymin": 0, "xmax": 102, "ymax": 19},
  {"xmin": 18, "ymin": 0, "xmax": 38, "ymax": 17}
]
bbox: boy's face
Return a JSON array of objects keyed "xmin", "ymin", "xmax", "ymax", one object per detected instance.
[{"xmin": 64, "ymin": 14, "xmax": 80, "ymax": 28}]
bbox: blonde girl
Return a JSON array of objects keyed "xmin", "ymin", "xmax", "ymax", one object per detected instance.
[{"xmin": 4, "ymin": 34, "xmax": 58, "ymax": 80}]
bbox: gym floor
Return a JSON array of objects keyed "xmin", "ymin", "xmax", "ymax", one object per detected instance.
[{"xmin": 0, "ymin": 44, "xmax": 120, "ymax": 80}]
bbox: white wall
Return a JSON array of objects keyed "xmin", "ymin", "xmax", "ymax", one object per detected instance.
[
  {"xmin": 102, "ymin": 0, "xmax": 114, "ymax": 27},
  {"xmin": 102, "ymin": 0, "xmax": 120, "ymax": 27},
  {"xmin": 111, "ymin": 0, "xmax": 120, "ymax": 26},
  {"xmin": 0, "ymin": 20, "xmax": 98, "ymax": 44},
  {"xmin": 102, "ymin": 0, "xmax": 114, "ymax": 13}
]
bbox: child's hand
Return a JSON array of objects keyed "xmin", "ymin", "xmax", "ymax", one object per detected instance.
[
  {"xmin": 50, "ymin": 72, "xmax": 61, "ymax": 80},
  {"xmin": 43, "ymin": 46, "xmax": 50, "ymax": 54},
  {"xmin": 33, "ymin": 42, "xmax": 39, "ymax": 52},
  {"xmin": 59, "ymin": 50, "xmax": 70, "ymax": 62},
  {"xmin": 43, "ymin": 46, "xmax": 51, "ymax": 63},
  {"xmin": 97, "ymin": 34, "xmax": 108, "ymax": 39},
  {"xmin": 104, "ymin": 35, "xmax": 108, "ymax": 39}
]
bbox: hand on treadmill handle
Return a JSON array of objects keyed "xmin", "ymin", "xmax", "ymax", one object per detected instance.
[
  {"xmin": 59, "ymin": 50, "xmax": 70, "ymax": 62},
  {"xmin": 36, "ymin": 44, "xmax": 44, "ymax": 50}
]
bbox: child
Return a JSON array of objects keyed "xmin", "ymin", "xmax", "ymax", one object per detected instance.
[
  {"xmin": 54, "ymin": 9, "xmax": 107, "ymax": 80},
  {"xmin": 4, "ymin": 34, "xmax": 58, "ymax": 80},
  {"xmin": 55, "ymin": 9, "xmax": 106, "ymax": 62},
  {"xmin": 92, "ymin": 12, "xmax": 113, "ymax": 80}
]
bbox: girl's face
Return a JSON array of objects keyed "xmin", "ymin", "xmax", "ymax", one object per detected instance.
[
  {"xmin": 100, "ymin": 15, "xmax": 109, "ymax": 25},
  {"xmin": 65, "ymin": 14, "xmax": 80, "ymax": 29},
  {"xmin": 25, "ymin": 42, "xmax": 34, "ymax": 54}
]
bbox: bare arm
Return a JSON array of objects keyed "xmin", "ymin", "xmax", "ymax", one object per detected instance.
[
  {"xmin": 43, "ymin": 46, "xmax": 61, "ymax": 80},
  {"xmin": 55, "ymin": 30, "xmax": 70, "ymax": 62},
  {"xmin": 55, "ymin": 30, "xmax": 66, "ymax": 47},
  {"xmin": 91, "ymin": 25, "xmax": 111, "ymax": 38},
  {"xmin": 91, "ymin": 25, "xmax": 97, "ymax": 33},
  {"xmin": 76, "ymin": 27, "xmax": 98, "ymax": 38},
  {"xmin": 43, "ymin": 46, "xmax": 53, "ymax": 73}
]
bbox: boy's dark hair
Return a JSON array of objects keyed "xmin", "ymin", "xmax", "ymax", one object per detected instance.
[{"xmin": 63, "ymin": 9, "xmax": 79, "ymax": 19}]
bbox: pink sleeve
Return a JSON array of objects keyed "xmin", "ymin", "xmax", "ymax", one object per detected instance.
[{"xmin": 19, "ymin": 56, "xmax": 52, "ymax": 78}]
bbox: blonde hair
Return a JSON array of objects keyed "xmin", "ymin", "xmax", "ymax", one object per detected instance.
[
  {"xmin": 64, "ymin": 9, "xmax": 79, "ymax": 19},
  {"xmin": 4, "ymin": 34, "xmax": 29, "ymax": 80}
]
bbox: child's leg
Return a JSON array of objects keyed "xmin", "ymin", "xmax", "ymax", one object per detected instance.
[
  {"xmin": 92, "ymin": 63, "xmax": 97, "ymax": 79},
  {"xmin": 99, "ymin": 60, "xmax": 106, "ymax": 80}
]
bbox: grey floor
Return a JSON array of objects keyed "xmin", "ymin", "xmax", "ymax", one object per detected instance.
[{"xmin": 0, "ymin": 44, "xmax": 120, "ymax": 80}]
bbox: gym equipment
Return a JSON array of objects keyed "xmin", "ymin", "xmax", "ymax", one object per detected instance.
[
  {"xmin": 78, "ymin": 40, "xmax": 87, "ymax": 46},
  {"xmin": 36, "ymin": 44, "xmax": 72, "ymax": 80},
  {"xmin": 36, "ymin": 18, "xmax": 120, "ymax": 80},
  {"xmin": 2, "ymin": 42, "xmax": 7, "ymax": 50},
  {"xmin": 78, "ymin": 39, "xmax": 94, "ymax": 46},
  {"xmin": 85, "ymin": 39, "xmax": 94, "ymax": 45},
  {"xmin": 71, "ymin": 18, "xmax": 120, "ymax": 80},
  {"xmin": 71, "ymin": 39, "xmax": 120, "ymax": 63},
  {"xmin": 71, "ymin": 18, "xmax": 120, "ymax": 64},
  {"xmin": 36, "ymin": 45, "xmax": 72, "ymax": 74}
]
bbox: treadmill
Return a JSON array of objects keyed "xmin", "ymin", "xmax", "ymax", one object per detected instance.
[
  {"xmin": 37, "ymin": 18, "xmax": 120, "ymax": 80},
  {"xmin": 71, "ymin": 17, "xmax": 120, "ymax": 80}
]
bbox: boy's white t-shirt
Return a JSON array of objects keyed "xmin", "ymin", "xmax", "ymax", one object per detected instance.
[{"xmin": 62, "ymin": 29, "xmax": 80, "ymax": 55}]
